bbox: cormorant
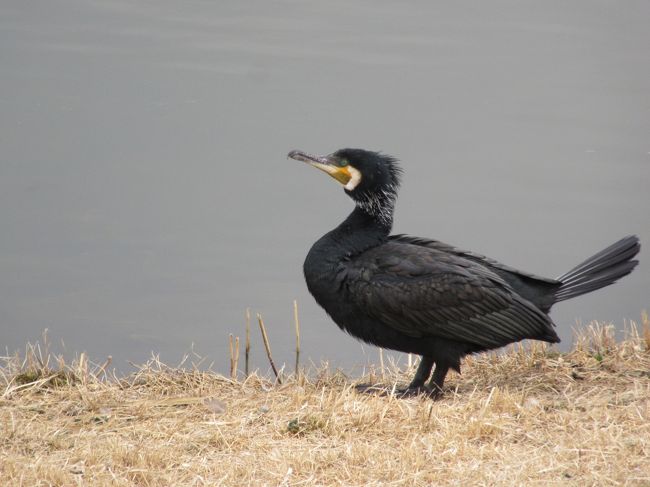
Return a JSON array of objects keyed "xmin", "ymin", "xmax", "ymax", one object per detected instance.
[{"xmin": 288, "ymin": 148, "xmax": 640, "ymax": 397}]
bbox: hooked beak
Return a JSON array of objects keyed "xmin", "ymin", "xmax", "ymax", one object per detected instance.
[{"xmin": 288, "ymin": 149, "xmax": 354, "ymax": 187}]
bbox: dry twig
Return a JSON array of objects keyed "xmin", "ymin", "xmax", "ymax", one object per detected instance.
[{"xmin": 257, "ymin": 313, "xmax": 282, "ymax": 384}]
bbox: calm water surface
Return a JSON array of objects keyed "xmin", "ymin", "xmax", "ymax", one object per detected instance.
[{"xmin": 1, "ymin": 1, "xmax": 649, "ymax": 374}]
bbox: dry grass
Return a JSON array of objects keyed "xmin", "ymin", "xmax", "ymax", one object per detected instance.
[{"xmin": 1, "ymin": 320, "xmax": 650, "ymax": 486}]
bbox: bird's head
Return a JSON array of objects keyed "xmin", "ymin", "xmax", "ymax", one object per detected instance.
[
  {"xmin": 288, "ymin": 148, "xmax": 402, "ymax": 217},
  {"xmin": 289, "ymin": 148, "xmax": 402, "ymax": 225}
]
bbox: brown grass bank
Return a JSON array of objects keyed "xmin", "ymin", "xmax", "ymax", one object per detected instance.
[{"xmin": 1, "ymin": 321, "xmax": 649, "ymax": 486}]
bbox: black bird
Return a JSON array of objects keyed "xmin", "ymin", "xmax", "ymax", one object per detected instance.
[{"xmin": 288, "ymin": 148, "xmax": 640, "ymax": 397}]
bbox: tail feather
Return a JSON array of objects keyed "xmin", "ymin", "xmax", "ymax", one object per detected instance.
[{"xmin": 554, "ymin": 236, "xmax": 640, "ymax": 302}]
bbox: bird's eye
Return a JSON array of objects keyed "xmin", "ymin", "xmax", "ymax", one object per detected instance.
[{"xmin": 339, "ymin": 158, "xmax": 349, "ymax": 167}]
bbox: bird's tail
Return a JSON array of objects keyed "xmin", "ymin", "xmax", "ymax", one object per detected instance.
[{"xmin": 554, "ymin": 235, "xmax": 640, "ymax": 302}]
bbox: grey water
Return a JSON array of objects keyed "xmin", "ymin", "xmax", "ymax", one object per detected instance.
[{"xmin": 1, "ymin": 0, "xmax": 649, "ymax": 375}]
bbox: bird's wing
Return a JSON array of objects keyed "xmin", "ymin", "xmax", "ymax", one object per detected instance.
[
  {"xmin": 345, "ymin": 241, "xmax": 557, "ymax": 348},
  {"xmin": 390, "ymin": 235, "xmax": 560, "ymax": 284}
]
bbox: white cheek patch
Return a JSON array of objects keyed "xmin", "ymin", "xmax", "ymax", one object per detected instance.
[{"xmin": 344, "ymin": 165, "xmax": 362, "ymax": 191}]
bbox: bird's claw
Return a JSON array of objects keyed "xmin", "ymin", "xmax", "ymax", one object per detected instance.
[{"xmin": 396, "ymin": 386, "xmax": 443, "ymax": 399}]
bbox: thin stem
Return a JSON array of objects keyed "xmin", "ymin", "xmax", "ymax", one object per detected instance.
[
  {"xmin": 257, "ymin": 313, "xmax": 282, "ymax": 384},
  {"xmin": 233, "ymin": 336, "xmax": 240, "ymax": 380},
  {"xmin": 293, "ymin": 300, "xmax": 301, "ymax": 378},
  {"xmin": 245, "ymin": 308, "xmax": 251, "ymax": 377},
  {"xmin": 229, "ymin": 334, "xmax": 234, "ymax": 379}
]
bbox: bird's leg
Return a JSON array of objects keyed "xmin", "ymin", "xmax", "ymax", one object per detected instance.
[
  {"xmin": 400, "ymin": 355, "xmax": 433, "ymax": 394},
  {"xmin": 427, "ymin": 362, "xmax": 451, "ymax": 398}
]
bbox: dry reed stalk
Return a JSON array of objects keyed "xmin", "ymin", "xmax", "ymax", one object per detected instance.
[
  {"xmin": 79, "ymin": 352, "xmax": 88, "ymax": 385},
  {"xmin": 293, "ymin": 300, "xmax": 301, "ymax": 377},
  {"xmin": 245, "ymin": 308, "xmax": 251, "ymax": 377},
  {"xmin": 40, "ymin": 328, "xmax": 50, "ymax": 368},
  {"xmin": 257, "ymin": 313, "xmax": 282, "ymax": 384},
  {"xmin": 234, "ymin": 337, "xmax": 240, "ymax": 380},
  {"xmin": 229, "ymin": 334, "xmax": 234, "ymax": 378},
  {"xmin": 97, "ymin": 356, "xmax": 112, "ymax": 379},
  {"xmin": 229, "ymin": 335, "xmax": 240, "ymax": 380}
]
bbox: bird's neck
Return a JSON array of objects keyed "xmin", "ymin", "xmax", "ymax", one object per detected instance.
[
  {"xmin": 312, "ymin": 206, "xmax": 393, "ymax": 263},
  {"xmin": 352, "ymin": 187, "xmax": 397, "ymax": 229}
]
